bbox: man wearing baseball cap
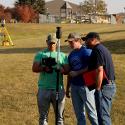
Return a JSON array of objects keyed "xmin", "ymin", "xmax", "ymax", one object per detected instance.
[
  {"xmin": 32, "ymin": 33, "xmax": 68, "ymax": 125},
  {"xmin": 66, "ymin": 32, "xmax": 98, "ymax": 125},
  {"xmin": 85, "ymin": 32, "xmax": 116, "ymax": 125}
]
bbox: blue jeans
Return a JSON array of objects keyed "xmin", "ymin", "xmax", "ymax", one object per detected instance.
[
  {"xmin": 37, "ymin": 88, "xmax": 65, "ymax": 125},
  {"xmin": 71, "ymin": 84, "xmax": 98, "ymax": 125},
  {"xmin": 95, "ymin": 82, "xmax": 116, "ymax": 125}
]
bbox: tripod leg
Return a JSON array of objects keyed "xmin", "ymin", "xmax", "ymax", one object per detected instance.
[{"xmin": 4, "ymin": 28, "xmax": 14, "ymax": 46}]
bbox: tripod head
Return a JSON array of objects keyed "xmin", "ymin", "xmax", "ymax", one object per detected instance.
[{"xmin": 56, "ymin": 27, "xmax": 62, "ymax": 39}]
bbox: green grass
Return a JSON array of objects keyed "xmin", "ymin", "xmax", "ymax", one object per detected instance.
[{"xmin": 0, "ymin": 23, "xmax": 125, "ymax": 125}]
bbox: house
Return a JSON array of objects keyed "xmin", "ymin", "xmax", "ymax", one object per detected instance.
[{"xmin": 45, "ymin": 0, "xmax": 80, "ymax": 20}]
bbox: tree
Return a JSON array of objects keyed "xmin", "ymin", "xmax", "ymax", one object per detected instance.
[
  {"xmin": 33, "ymin": 0, "xmax": 46, "ymax": 14},
  {"xmin": 15, "ymin": 0, "xmax": 35, "ymax": 5},
  {"xmin": 0, "ymin": 5, "xmax": 13, "ymax": 22},
  {"xmin": 80, "ymin": 0, "xmax": 94, "ymax": 15},
  {"xmin": 0, "ymin": 4, "xmax": 5, "ymax": 19},
  {"xmin": 4, "ymin": 12, "xmax": 12, "ymax": 22},
  {"xmin": 15, "ymin": 0, "xmax": 46, "ymax": 14},
  {"xmin": 15, "ymin": 0, "xmax": 39, "ymax": 22},
  {"xmin": 4, "ymin": 7, "xmax": 13, "ymax": 22},
  {"xmin": 80, "ymin": 0, "xmax": 107, "ymax": 15},
  {"xmin": 15, "ymin": 4, "xmax": 38, "ymax": 23},
  {"xmin": 96, "ymin": 0, "xmax": 107, "ymax": 14}
]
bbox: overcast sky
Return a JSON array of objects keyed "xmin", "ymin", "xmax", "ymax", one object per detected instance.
[{"xmin": 0, "ymin": 0, "xmax": 125, "ymax": 14}]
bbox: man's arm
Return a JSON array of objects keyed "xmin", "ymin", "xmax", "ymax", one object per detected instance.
[
  {"xmin": 66, "ymin": 75, "xmax": 71, "ymax": 98},
  {"xmin": 69, "ymin": 67, "xmax": 88, "ymax": 77},
  {"xmin": 32, "ymin": 62, "xmax": 44, "ymax": 73},
  {"xmin": 60, "ymin": 64, "xmax": 70, "ymax": 75},
  {"xmin": 96, "ymin": 66, "xmax": 103, "ymax": 90}
]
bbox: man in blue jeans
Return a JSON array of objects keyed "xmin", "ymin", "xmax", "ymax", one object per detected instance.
[
  {"xmin": 84, "ymin": 32, "xmax": 116, "ymax": 125},
  {"xmin": 65, "ymin": 32, "xmax": 98, "ymax": 125},
  {"xmin": 32, "ymin": 33, "xmax": 68, "ymax": 125}
]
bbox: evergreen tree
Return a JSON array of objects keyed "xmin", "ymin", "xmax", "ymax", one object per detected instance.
[{"xmin": 33, "ymin": 0, "xmax": 46, "ymax": 14}]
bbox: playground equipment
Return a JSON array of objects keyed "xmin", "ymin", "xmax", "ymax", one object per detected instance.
[{"xmin": 0, "ymin": 19, "xmax": 14, "ymax": 46}]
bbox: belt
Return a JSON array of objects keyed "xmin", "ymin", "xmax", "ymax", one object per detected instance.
[
  {"xmin": 108, "ymin": 80, "xmax": 114, "ymax": 84},
  {"xmin": 103, "ymin": 79, "xmax": 114, "ymax": 85}
]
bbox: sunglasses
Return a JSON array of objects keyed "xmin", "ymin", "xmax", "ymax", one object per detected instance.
[{"xmin": 48, "ymin": 42, "xmax": 56, "ymax": 45}]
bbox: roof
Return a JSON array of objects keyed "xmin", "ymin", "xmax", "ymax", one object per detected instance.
[
  {"xmin": 45, "ymin": 0, "xmax": 79, "ymax": 16},
  {"xmin": 61, "ymin": 1, "xmax": 72, "ymax": 9}
]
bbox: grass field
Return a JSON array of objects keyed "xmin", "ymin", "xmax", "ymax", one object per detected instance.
[{"xmin": 0, "ymin": 23, "xmax": 125, "ymax": 125}]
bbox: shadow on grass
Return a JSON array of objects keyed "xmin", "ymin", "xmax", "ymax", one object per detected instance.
[
  {"xmin": 103, "ymin": 39, "xmax": 125, "ymax": 54},
  {"xmin": 0, "ymin": 47, "xmax": 43, "ymax": 54},
  {"xmin": 0, "ymin": 46, "xmax": 71, "ymax": 54},
  {"xmin": 61, "ymin": 39, "xmax": 125, "ymax": 54},
  {"xmin": 0, "ymin": 39, "xmax": 125, "ymax": 54},
  {"xmin": 99, "ymin": 30, "xmax": 125, "ymax": 35}
]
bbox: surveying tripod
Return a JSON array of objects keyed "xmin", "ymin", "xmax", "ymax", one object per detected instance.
[{"xmin": 0, "ymin": 21, "xmax": 14, "ymax": 46}]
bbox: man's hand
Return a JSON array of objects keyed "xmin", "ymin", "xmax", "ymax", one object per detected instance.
[
  {"xmin": 96, "ymin": 87, "xmax": 101, "ymax": 91},
  {"xmin": 60, "ymin": 64, "xmax": 70, "ymax": 75},
  {"xmin": 66, "ymin": 75, "xmax": 71, "ymax": 98},
  {"xmin": 44, "ymin": 67, "xmax": 53, "ymax": 73},
  {"xmin": 96, "ymin": 66, "xmax": 103, "ymax": 90},
  {"xmin": 60, "ymin": 67, "xmax": 65, "ymax": 74},
  {"xmin": 66, "ymin": 90, "xmax": 70, "ymax": 98},
  {"xmin": 69, "ymin": 71, "xmax": 79, "ymax": 77},
  {"xmin": 55, "ymin": 67, "xmax": 64, "ymax": 73},
  {"xmin": 55, "ymin": 66, "xmax": 69, "ymax": 75},
  {"xmin": 44, "ymin": 67, "xmax": 51, "ymax": 72},
  {"xmin": 69, "ymin": 67, "xmax": 88, "ymax": 78},
  {"xmin": 32, "ymin": 62, "xmax": 45, "ymax": 73}
]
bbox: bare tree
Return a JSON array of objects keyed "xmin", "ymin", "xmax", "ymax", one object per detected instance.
[{"xmin": 80, "ymin": 0, "xmax": 107, "ymax": 15}]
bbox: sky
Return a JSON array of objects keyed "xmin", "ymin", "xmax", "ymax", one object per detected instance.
[{"xmin": 0, "ymin": 0, "xmax": 125, "ymax": 14}]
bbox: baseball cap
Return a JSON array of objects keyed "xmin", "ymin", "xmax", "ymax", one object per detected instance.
[
  {"xmin": 82, "ymin": 32, "xmax": 100, "ymax": 41},
  {"xmin": 65, "ymin": 32, "xmax": 81, "ymax": 42},
  {"xmin": 46, "ymin": 33, "xmax": 57, "ymax": 44}
]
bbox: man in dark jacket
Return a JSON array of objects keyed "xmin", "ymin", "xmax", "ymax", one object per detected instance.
[{"xmin": 84, "ymin": 32, "xmax": 116, "ymax": 125}]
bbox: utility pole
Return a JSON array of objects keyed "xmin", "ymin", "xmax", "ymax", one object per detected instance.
[
  {"xmin": 94, "ymin": 0, "xmax": 97, "ymax": 23},
  {"xmin": 123, "ymin": 7, "xmax": 125, "ymax": 24},
  {"xmin": 95, "ymin": 0, "xmax": 97, "ymax": 14}
]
